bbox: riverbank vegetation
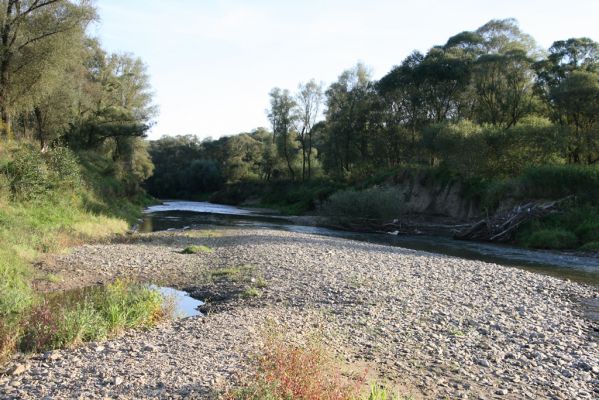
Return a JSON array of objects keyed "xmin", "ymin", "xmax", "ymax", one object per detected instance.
[
  {"xmin": 0, "ymin": 1, "xmax": 163, "ymax": 363},
  {"xmin": 148, "ymin": 19, "xmax": 599, "ymax": 250}
]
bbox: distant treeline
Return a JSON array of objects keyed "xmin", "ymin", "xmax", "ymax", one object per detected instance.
[{"xmin": 148, "ymin": 18, "xmax": 599, "ymax": 199}]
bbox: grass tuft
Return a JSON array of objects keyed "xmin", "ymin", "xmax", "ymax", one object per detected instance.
[
  {"xmin": 19, "ymin": 280, "xmax": 168, "ymax": 354},
  {"xmin": 182, "ymin": 245, "xmax": 214, "ymax": 254}
]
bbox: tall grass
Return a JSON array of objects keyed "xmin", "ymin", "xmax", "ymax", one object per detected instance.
[{"xmin": 20, "ymin": 280, "xmax": 166, "ymax": 353}]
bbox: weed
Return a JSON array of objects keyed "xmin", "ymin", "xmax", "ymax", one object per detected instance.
[
  {"xmin": 208, "ymin": 265, "xmax": 255, "ymax": 282},
  {"xmin": 226, "ymin": 326, "xmax": 410, "ymax": 400},
  {"xmin": 242, "ymin": 287, "xmax": 262, "ymax": 298},
  {"xmin": 367, "ymin": 383, "xmax": 407, "ymax": 400},
  {"xmin": 182, "ymin": 245, "xmax": 214, "ymax": 254},
  {"xmin": 19, "ymin": 280, "xmax": 167, "ymax": 353},
  {"xmin": 254, "ymin": 276, "xmax": 268, "ymax": 288},
  {"xmin": 45, "ymin": 273, "xmax": 63, "ymax": 283}
]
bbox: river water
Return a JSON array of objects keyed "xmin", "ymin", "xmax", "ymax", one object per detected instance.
[{"xmin": 141, "ymin": 200, "xmax": 599, "ymax": 287}]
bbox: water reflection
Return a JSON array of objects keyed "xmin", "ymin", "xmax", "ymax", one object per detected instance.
[{"xmin": 152, "ymin": 285, "xmax": 203, "ymax": 318}]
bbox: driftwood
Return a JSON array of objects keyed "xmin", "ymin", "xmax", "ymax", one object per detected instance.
[{"xmin": 454, "ymin": 196, "xmax": 573, "ymax": 242}]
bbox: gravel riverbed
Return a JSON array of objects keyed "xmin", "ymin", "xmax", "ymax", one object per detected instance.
[{"xmin": 1, "ymin": 228, "xmax": 598, "ymax": 399}]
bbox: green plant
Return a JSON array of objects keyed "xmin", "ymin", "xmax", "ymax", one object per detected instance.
[
  {"xmin": 208, "ymin": 265, "xmax": 255, "ymax": 282},
  {"xmin": 19, "ymin": 281, "xmax": 167, "ymax": 354},
  {"xmin": 228, "ymin": 331, "xmax": 364, "ymax": 400},
  {"xmin": 578, "ymin": 241, "xmax": 599, "ymax": 251},
  {"xmin": 242, "ymin": 287, "xmax": 262, "ymax": 298},
  {"xmin": 366, "ymin": 383, "xmax": 407, "ymax": 400},
  {"xmin": 182, "ymin": 245, "xmax": 213, "ymax": 254}
]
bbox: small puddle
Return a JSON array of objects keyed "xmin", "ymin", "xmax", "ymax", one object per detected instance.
[{"xmin": 153, "ymin": 286, "xmax": 204, "ymax": 318}]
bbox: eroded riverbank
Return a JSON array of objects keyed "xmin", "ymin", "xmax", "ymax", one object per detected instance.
[{"xmin": 2, "ymin": 228, "xmax": 597, "ymax": 399}]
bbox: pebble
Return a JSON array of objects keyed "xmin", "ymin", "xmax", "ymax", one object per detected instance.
[{"xmin": 3, "ymin": 228, "xmax": 597, "ymax": 400}]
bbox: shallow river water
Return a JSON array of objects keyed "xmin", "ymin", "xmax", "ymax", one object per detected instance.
[{"xmin": 141, "ymin": 200, "xmax": 599, "ymax": 288}]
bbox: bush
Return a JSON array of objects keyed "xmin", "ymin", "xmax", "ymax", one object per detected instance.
[
  {"xmin": 322, "ymin": 186, "xmax": 404, "ymax": 220},
  {"xmin": 5, "ymin": 145, "xmax": 48, "ymax": 200},
  {"xmin": 522, "ymin": 228, "xmax": 578, "ymax": 249},
  {"xmin": 3, "ymin": 146, "xmax": 82, "ymax": 201},
  {"xmin": 46, "ymin": 147, "xmax": 82, "ymax": 192},
  {"xmin": 579, "ymin": 241, "xmax": 599, "ymax": 251},
  {"xmin": 575, "ymin": 221, "xmax": 599, "ymax": 243},
  {"xmin": 518, "ymin": 165, "xmax": 599, "ymax": 202}
]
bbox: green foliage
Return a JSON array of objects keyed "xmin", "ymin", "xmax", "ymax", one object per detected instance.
[
  {"xmin": 0, "ymin": 141, "xmax": 153, "ymax": 363},
  {"xmin": 578, "ymin": 241, "xmax": 599, "ymax": 251},
  {"xmin": 3, "ymin": 145, "xmax": 83, "ymax": 201},
  {"xmin": 4, "ymin": 145, "xmax": 49, "ymax": 200},
  {"xmin": 322, "ymin": 186, "xmax": 404, "ymax": 220},
  {"xmin": 520, "ymin": 228, "xmax": 578, "ymax": 249},
  {"xmin": 516, "ymin": 205, "xmax": 599, "ymax": 249},
  {"xmin": 46, "ymin": 147, "xmax": 82, "ymax": 191},
  {"xmin": 517, "ymin": 165, "xmax": 599, "ymax": 202},
  {"xmin": 242, "ymin": 287, "xmax": 262, "ymax": 298}
]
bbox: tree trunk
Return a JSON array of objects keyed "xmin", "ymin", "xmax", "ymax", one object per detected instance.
[
  {"xmin": 307, "ymin": 131, "xmax": 312, "ymax": 179},
  {"xmin": 33, "ymin": 107, "xmax": 48, "ymax": 152},
  {"xmin": 0, "ymin": 60, "xmax": 11, "ymax": 139}
]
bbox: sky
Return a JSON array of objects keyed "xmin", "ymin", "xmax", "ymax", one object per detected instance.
[{"xmin": 91, "ymin": 0, "xmax": 599, "ymax": 140}]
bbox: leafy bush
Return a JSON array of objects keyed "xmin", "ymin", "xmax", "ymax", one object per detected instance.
[
  {"xmin": 46, "ymin": 147, "xmax": 82, "ymax": 191},
  {"xmin": 322, "ymin": 186, "xmax": 404, "ymax": 220},
  {"xmin": 5, "ymin": 146, "xmax": 48, "ymax": 200},
  {"xmin": 3, "ymin": 146, "xmax": 82, "ymax": 201}
]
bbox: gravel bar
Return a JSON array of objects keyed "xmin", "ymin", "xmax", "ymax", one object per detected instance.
[{"xmin": 1, "ymin": 228, "xmax": 598, "ymax": 399}]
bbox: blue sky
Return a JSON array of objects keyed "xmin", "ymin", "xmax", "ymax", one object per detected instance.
[{"xmin": 91, "ymin": 0, "xmax": 599, "ymax": 140}]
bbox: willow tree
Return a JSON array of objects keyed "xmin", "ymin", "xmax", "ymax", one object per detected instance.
[
  {"xmin": 267, "ymin": 87, "xmax": 297, "ymax": 180},
  {"xmin": 0, "ymin": 0, "xmax": 95, "ymax": 138},
  {"xmin": 293, "ymin": 80, "xmax": 323, "ymax": 181}
]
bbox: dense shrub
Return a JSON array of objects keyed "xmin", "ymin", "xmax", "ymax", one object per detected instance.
[
  {"xmin": 3, "ymin": 146, "xmax": 82, "ymax": 201},
  {"xmin": 46, "ymin": 147, "xmax": 82, "ymax": 191},
  {"xmin": 5, "ymin": 146, "xmax": 48, "ymax": 200}
]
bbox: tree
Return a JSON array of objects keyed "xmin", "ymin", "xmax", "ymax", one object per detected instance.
[
  {"xmin": 293, "ymin": 79, "xmax": 323, "ymax": 181},
  {"xmin": 471, "ymin": 50, "xmax": 537, "ymax": 127},
  {"xmin": 550, "ymin": 71, "xmax": 599, "ymax": 164},
  {"xmin": 0, "ymin": 0, "xmax": 95, "ymax": 138},
  {"xmin": 267, "ymin": 87, "xmax": 297, "ymax": 180}
]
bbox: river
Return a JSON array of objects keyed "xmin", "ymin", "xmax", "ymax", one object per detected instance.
[{"xmin": 140, "ymin": 200, "xmax": 599, "ymax": 287}]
